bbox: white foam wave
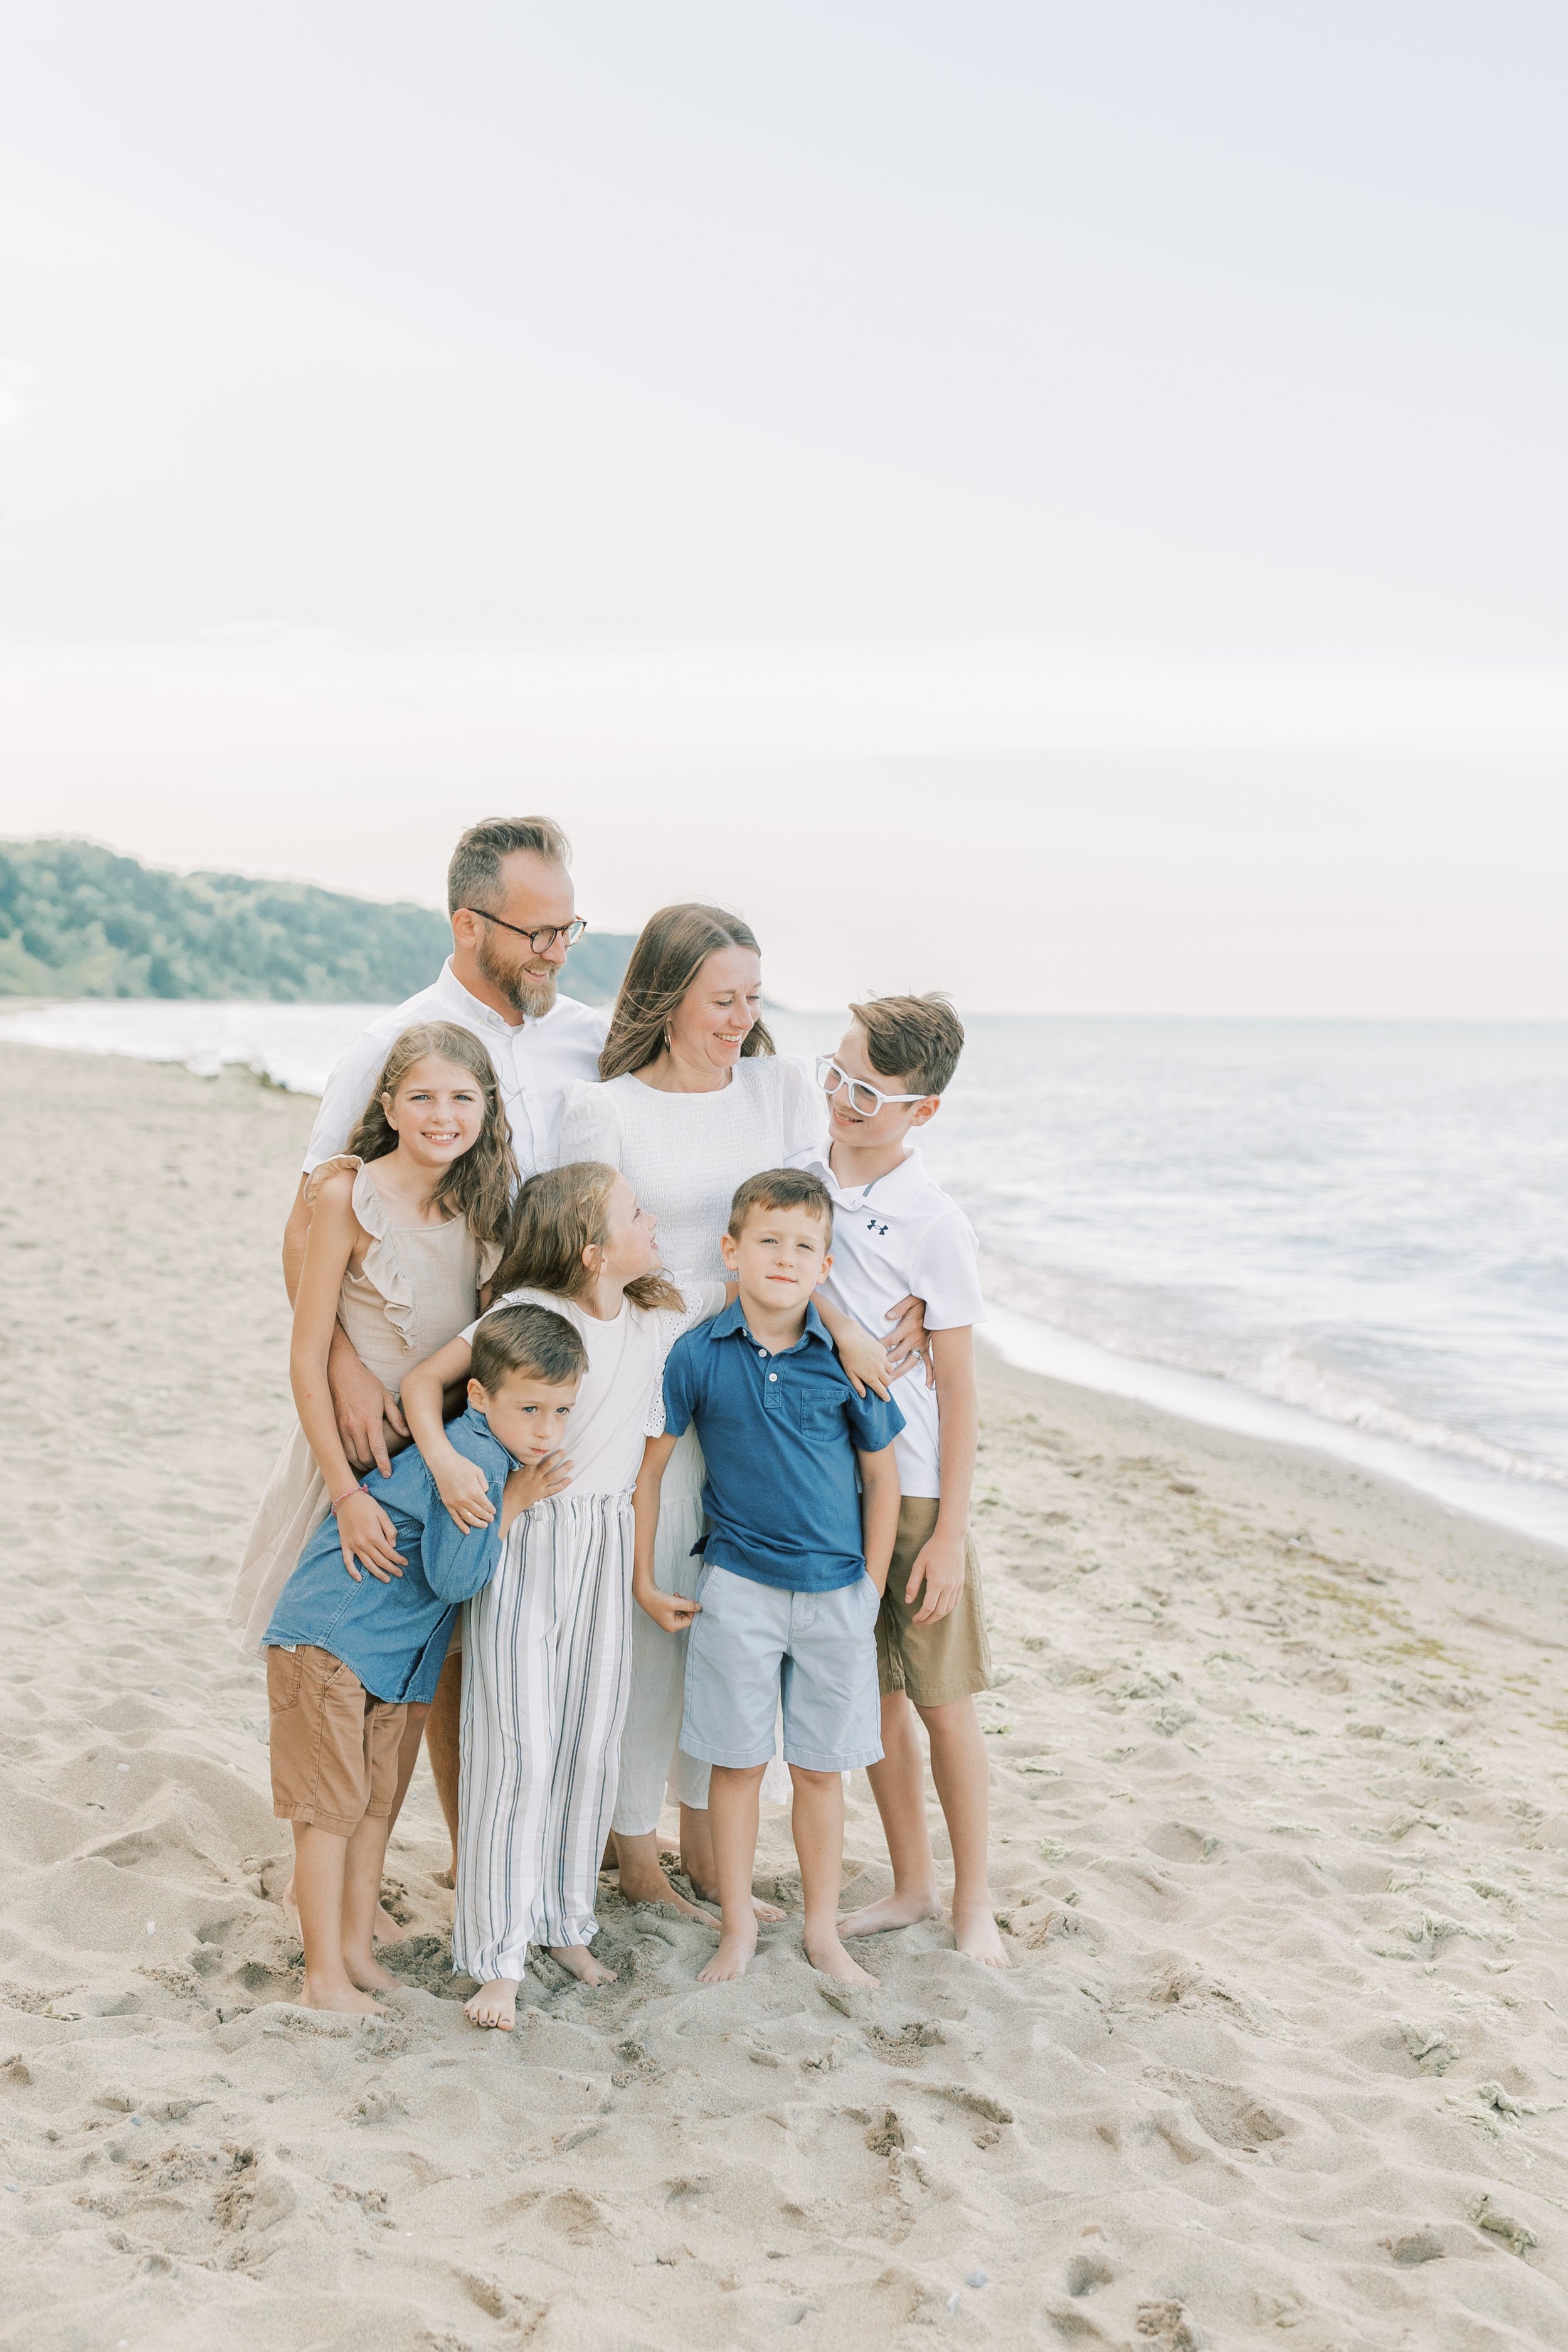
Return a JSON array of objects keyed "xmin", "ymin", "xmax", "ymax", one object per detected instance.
[
  {"xmin": 978, "ymin": 1249, "xmax": 1568, "ymax": 1503},
  {"xmin": 982, "ymin": 1305, "xmax": 1568, "ymax": 1552}
]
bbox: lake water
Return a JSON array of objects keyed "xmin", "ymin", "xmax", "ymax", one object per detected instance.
[{"xmin": 6, "ymin": 997, "xmax": 1566, "ymax": 1546}]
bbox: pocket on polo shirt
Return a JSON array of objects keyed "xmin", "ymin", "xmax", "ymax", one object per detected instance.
[{"xmin": 798, "ymin": 1397, "xmax": 845, "ymax": 1445}]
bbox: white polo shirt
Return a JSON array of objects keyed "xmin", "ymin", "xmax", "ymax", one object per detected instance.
[
  {"xmin": 790, "ymin": 1143, "xmax": 986, "ymax": 1499},
  {"xmin": 303, "ymin": 960, "xmax": 609, "ymax": 1181}
]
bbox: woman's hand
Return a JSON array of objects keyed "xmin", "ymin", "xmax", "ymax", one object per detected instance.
[
  {"xmin": 883, "ymin": 1293, "xmax": 933, "ymax": 1385},
  {"xmin": 635, "ymin": 1584, "xmax": 700, "ymax": 1634},
  {"xmin": 334, "ymin": 1490, "xmax": 408, "ymax": 1583},
  {"xmin": 833, "ymin": 1319, "xmax": 894, "ymax": 1402},
  {"xmin": 432, "ymin": 1447, "xmax": 496, "ymax": 1532}
]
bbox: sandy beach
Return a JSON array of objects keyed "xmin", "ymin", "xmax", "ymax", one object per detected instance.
[{"xmin": 4, "ymin": 1037, "xmax": 1568, "ymax": 2352}]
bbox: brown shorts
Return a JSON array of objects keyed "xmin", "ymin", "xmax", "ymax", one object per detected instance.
[
  {"xmin": 266, "ymin": 1645, "xmax": 406, "ymax": 1836},
  {"xmin": 876, "ymin": 1497, "xmax": 993, "ymax": 1707}
]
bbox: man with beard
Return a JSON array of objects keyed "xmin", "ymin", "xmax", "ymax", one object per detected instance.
[{"xmin": 276, "ymin": 817, "xmax": 607, "ymax": 1895}]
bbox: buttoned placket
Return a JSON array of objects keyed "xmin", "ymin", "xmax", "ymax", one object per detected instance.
[
  {"xmin": 745, "ymin": 1328, "xmax": 791, "ymax": 1413},
  {"xmin": 485, "ymin": 1010, "xmax": 546, "ymax": 1175}
]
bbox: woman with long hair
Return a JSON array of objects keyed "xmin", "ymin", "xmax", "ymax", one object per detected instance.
[{"xmin": 557, "ymin": 903, "xmax": 921, "ymax": 1919}]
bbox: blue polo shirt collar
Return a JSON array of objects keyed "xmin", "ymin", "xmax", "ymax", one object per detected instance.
[{"xmin": 705, "ymin": 1296, "xmax": 834, "ymax": 1352}]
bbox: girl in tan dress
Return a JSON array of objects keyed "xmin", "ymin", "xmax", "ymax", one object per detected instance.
[{"xmin": 232, "ymin": 1021, "xmax": 518, "ymax": 1909}]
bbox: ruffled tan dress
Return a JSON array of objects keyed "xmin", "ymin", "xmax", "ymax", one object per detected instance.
[{"xmin": 230, "ymin": 1156, "xmax": 501, "ymax": 1655}]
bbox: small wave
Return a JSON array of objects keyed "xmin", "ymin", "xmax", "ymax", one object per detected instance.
[
  {"xmin": 978, "ymin": 1249, "xmax": 1568, "ymax": 1497},
  {"xmin": 1246, "ymin": 1340, "xmax": 1568, "ymax": 1492}
]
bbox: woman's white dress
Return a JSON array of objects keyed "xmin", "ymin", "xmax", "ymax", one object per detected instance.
[{"xmin": 557, "ymin": 1054, "xmax": 825, "ymax": 1831}]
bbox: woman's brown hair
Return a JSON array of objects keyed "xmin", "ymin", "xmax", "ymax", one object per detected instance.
[
  {"xmin": 346, "ymin": 1022, "xmax": 517, "ymax": 1249},
  {"xmin": 598, "ymin": 903, "xmax": 774, "ymax": 1081},
  {"xmin": 490, "ymin": 1162, "xmax": 683, "ymax": 1313}
]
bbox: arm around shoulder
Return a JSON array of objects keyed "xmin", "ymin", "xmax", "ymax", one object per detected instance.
[{"xmin": 403, "ymin": 1333, "xmax": 495, "ymax": 1532}]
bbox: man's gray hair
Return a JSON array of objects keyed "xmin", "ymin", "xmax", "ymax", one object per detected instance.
[{"xmin": 447, "ymin": 816, "xmax": 573, "ymax": 916}]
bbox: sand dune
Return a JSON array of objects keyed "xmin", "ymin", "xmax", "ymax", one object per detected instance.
[{"xmin": 4, "ymin": 1039, "xmax": 1568, "ymax": 2350}]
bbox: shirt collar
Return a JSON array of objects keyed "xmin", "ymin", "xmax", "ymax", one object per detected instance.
[
  {"xmin": 815, "ymin": 1143, "xmax": 930, "ymax": 1212},
  {"xmin": 458, "ymin": 1404, "xmax": 521, "ymax": 1466},
  {"xmin": 706, "ymin": 1295, "xmax": 833, "ymax": 1350},
  {"xmin": 435, "ymin": 956, "xmax": 573, "ymax": 1037}
]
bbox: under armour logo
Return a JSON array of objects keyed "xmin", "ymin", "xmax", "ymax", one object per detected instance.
[{"xmin": 866, "ymin": 1217, "xmax": 889, "ymax": 1237}]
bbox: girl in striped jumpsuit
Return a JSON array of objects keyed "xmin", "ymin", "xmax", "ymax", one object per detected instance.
[{"xmin": 401, "ymin": 1162, "xmax": 726, "ymax": 2030}]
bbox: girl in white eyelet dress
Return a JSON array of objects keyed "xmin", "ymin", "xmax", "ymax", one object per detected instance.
[{"xmin": 398, "ymin": 1162, "xmax": 726, "ymax": 2020}]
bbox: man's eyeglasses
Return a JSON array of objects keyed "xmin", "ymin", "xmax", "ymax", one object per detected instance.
[
  {"xmin": 464, "ymin": 908, "xmax": 588, "ymax": 955},
  {"xmin": 816, "ymin": 1056, "xmax": 928, "ymax": 1118}
]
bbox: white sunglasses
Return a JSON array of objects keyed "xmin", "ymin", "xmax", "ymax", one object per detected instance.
[{"xmin": 816, "ymin": 1055, "xmax": 927, "ymax": 1117}]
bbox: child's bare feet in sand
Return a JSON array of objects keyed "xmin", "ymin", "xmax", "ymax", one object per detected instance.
[
  {"xmin": 839, "ymin": 1887, "xmax": 942, "ymax": 1938},
  {"xmin": 686, "ymin": 1870, "xmax": 786, "ymax": 1924},
  {"xmin": 300, "ymin": 1975, "xmax": 386, "ymax": 2015},
  {"xmin": 805, "ymin": 1929, "xmax": 879, "ymax": 1989},
  {"xmin": 280, "ymin": 1877, "xmax": 402, "ymax": 1944},
  {"xmin": 953, "ymin": 1898, "xmax": 1011, "ymax": 1966},
  {"xmin": 346, "ymin": 1952, "xmax": 404, "ymax": 1994},
  {"xmin": 548, "ymin": 1943, "xmax": 618, "ymax": 1987},
  {"xmin": 465, "ymin": 1977, "xmax": 518, "ymax": 2030},
  {"xmin": 697, "ymin": 1921, "xmax": 758, "ymax": 1984},
  {"xmin": 613, "ymin": 1842, "xmax": 720, "ymax": 1927}
]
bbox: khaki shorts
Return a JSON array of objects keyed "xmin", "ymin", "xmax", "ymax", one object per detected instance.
[
  {"xmin": 876, "ymin": 1498, "xmax": 993, "ymax": 1707},
  {"xmin": 266, "ymin": 1645, "xmax": 406, "ymax": 1836}
]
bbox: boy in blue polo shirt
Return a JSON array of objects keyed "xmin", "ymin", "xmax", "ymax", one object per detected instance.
[{"xmin": 633, "ymin": 1168, "xmax": 903, "ymax": 1988}]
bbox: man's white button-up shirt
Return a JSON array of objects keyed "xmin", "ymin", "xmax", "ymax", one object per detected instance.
[{"xmin": 302, "ymin": 960, "xmax": 609, "ymax": 1182}]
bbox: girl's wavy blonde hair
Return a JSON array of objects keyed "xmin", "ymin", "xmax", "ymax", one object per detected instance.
[
  {"xmin": 598, "ymin": 902, "xmax": 773, "ymax": 1081},
  {"xmin": 490, "ymin": 1161, "xmax": 682, "ymax": 1313},
  {"xmin": 346, "ymin": 1022, "xmax": 517, "ymax": 1249}
]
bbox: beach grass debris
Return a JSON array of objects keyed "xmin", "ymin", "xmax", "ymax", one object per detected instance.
[{"xmin": 1469, "ymin": 2194, "xmax": 1537, "ymax": 2255}]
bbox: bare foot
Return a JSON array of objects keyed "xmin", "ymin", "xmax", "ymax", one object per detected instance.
[
  {"xmin": 616, "ymin": 1860, "xmax": 721, "ymax": 1927},
  {"xmin": 953, "ymin": 1899, "xmax": 1012, "ymax": 1968},
  {"xmin": 688, "ymin": 1878, "xmax": 786, "ymax": 1924},
  {"xmin": 839, "ymin": 1887, "xmax": 942, "ymax": 1938},
  {"xmin": 299, "ymin": 1976, "xmax": 386, "ymax": 2015},
  {"xmin": 465, "ymin": 1977, "xmax": 519, "ymax": 2030},
  {"xmin": 346, "ymin": 1952, "xmax": 403, "ymax": 1993},
  {"xmin": 697, "ymin": 1925, "xmax": 758, "ymax": 1984},
  {"xmin": 432, "ymin": 1863, "xmax": 456, "ymax": 1891},
  {"xmin": 803, "ymin": 1931, "xmax": 879, "ymax": 1989},
  {"xmin": 371, "ymin": 1904, "xmax": 405, "ymax": 1944},
  {"xmin": 548, "ymin": 1943, "xmax": 618, "ymax": 1987}
]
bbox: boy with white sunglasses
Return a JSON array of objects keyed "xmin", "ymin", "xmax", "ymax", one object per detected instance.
[{"xmin": 790, "ymin": 995, "xmax": 1008, "ymax": 1969}]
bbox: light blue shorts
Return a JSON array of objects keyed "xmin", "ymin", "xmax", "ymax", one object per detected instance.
[{"xmin": 680, "ymin": 1562, "xmax": 884, "ymax": 1775}]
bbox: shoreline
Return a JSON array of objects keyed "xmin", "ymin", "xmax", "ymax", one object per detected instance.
[
  {"xmin": 3, "ymin": 1014, "xmax": 1563, "ymax": 1557},
  {"xmin": 6, "ymin": 1040, "xmax": 1568, "ymax": 2349}
]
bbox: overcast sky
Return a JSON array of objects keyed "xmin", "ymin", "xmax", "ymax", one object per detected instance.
[{"xmin": 2, "ymin": 3, "xmax": 1565, "ymax": 1013}]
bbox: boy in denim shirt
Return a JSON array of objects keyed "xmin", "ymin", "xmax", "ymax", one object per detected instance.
[
  {"xmin": 262, "ymin": 1303, "xmax": 583, "ymax": 2015},
  {"xmin": 634, "ymin": 1170, "xmax": 903, "ymax": 1988}
]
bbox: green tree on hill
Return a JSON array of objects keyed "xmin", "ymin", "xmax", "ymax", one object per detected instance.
[{"xmin": 0, "ymin": 839, "xmax": 634, "ymax": 1005}]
